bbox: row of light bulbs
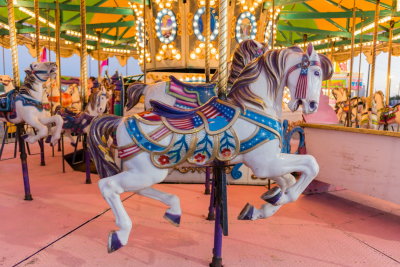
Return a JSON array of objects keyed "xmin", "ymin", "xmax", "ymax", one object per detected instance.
[
  {"xmin": 154, "ymin": 0, "xmax": 175, "ymax": 9},
  {"xmin": 103, "ymin": 48, "xmax": 132, "ymax": 54},
  {"xmin": 0, "ymin": 22, "xmax": 10, "ymax": 30},
  {"xmin": 128, "ymin": 2, "xmax": 143, "ymax": 17},
  {"xmin": 264, "ymin": 6, "xmax": 282, "ymax": 47},
  {"xmin": 354, "ymin": 16, "xmax": 392, "ymax": 35},
  {"xmin": 156, "ymin": 43, "xmax": 182, "ymax": 61},
  {"xmin": 190, "ymin": 42, "xmax": 218, "ymax": 60},
  {"xmin": 65, "ymin": 30, "xmax": 114, "ymax": 44},
  {"xmin": 239, "ymin": 0, "xmax": 263, "ymax": 12}
]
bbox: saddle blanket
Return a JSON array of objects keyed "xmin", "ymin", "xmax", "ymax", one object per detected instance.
[{"xmin": 117, "ymin": 97, "xmax": 283, "ymax": 168}]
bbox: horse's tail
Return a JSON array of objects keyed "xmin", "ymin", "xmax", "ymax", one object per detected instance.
[
  {"xmin": 88, "ymin": 115, "xmax": 122, "ymax": 178},
  {"xmin": 125, "ymin": 82, "xmax": 146, "ymax": 111}
]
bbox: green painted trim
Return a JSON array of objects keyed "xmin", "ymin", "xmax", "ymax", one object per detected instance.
[
  {"xmin": 61, "ymin": 20, "xmax": 135, "ymax": 31},
  {"xmin": 301, "ymin": 2, "xmax": 347, "ymax": 32},
  {"xmin": 277, "ymin": 24, "xmax": 351, "ymax": 38},
  {"xmin": 280, "ymin": 10, "xmax": 396, "ymax": 19}
]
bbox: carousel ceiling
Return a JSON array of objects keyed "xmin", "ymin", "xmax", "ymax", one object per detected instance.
[{"xmin": 0, "ymin": 0, "xmax": 398, "ymax": 60}]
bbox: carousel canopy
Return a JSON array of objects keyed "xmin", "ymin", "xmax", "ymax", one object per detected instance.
[{"xmin": 0, "ymin": 0, "xmax": 398, "ymax": 62}]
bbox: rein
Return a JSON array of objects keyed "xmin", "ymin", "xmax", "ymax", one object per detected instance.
[
  {"xmin": 30, "ymin": 64, "xmax": 50, "ymax": 82},
  {"xmin": 286, "ymin": 54, "xmax": 321, "ymax": 99}
]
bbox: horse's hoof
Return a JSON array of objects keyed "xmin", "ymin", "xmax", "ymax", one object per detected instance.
[
  {"xmin": 107, "ymin": 231, "xmax": 123, "ymax": 253},
  {"xmin": 260, "ymin": 187, "xmax": 282, "ymax": 205},
  {"xmin": 45, "ymin": 135, "xmax": 52, "ymax": 143},
  {"xmin": 70, "ymin": 142, "xmax": 77, "ymax": 147},
  {"xmin": 21, "ymin": 134, "xmax": 29, "ymax": 140},
  {"xmin": 238, "ymin": 203, "xmax": 254, "ymax": 220},
  {"xmin": 163, "ymin": 212, "xmax": 181, "ymax": 227}
]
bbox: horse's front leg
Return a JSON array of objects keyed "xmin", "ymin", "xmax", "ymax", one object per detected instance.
[
  {"xmin": 23, "ymin": 116, "xmax": 48, "ymax": 144},
  {"xmin": 39, "ymin": 114, "xmax": 63, "ymax": 145}
]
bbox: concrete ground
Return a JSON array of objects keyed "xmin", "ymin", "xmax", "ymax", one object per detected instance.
[{"xmin": 0, "ymin": 142, "xmax": 399, "ymax": 267}]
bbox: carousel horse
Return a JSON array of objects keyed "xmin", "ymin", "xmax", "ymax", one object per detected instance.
[
  {"xmin": 125, "ymin": 39, "xmax": 266, "ymax": 111},
  {"xmin": 46, "ymin": 79, "xmax": 73, "ymax": 113},
  {"xmin": 88, "ymin": 44, "xmax": 333, "ymax": 252},
  {"xmin": 0, "ymin": 75, "xmax": 14, "ymax": 93},
  {"xmin": 0, "ymin": 62, "xmax": 63, "ymax": 145},
  {"xmin": 373, "ymin": 90, "xmax": 400, "ymax": 131},
  {"xmin": 359, "ymin": 97, "xmax": 379, "ymax": 129},
  {"xmin": 56, "ymin": 83, "xmax": 110, "ymax": 146},
  {"xmin": 65, "ymin": 83, "xmax": 82, "ymax": 112},
  {"xmin": 331, "ymin": 87, "xmax": 349, "ymax": 124}
]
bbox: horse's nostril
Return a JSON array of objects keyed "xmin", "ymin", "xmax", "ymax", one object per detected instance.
[{"xmin": 310, "ymin": 101, "xmax": 317, "ymax": 110}]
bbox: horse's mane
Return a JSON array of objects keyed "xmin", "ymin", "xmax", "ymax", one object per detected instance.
[
  {"xmin": 228, "ymin": 40, "xmax": 264, "ymax": 85},
  {"xmin": 19, "ymin": 71, "xmax": 37, "ymax": 96},
  {"xmin": 229, "ymin": 46, "xmax": 303, "ymax": 110},
  {"xmin": 88, "ymin": 90, "xmax": 98, "ymax": 111}
]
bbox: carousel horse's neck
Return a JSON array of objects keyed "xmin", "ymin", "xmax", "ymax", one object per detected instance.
[{"xmin": 22, "ymin": 80, "xmax": 45, "ymax": 101}]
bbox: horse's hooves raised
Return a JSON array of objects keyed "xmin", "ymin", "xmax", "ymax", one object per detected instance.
[
  {"xmin": 163, "ymin": 212, "xmax": 181, "ymax": 227},
  {"xmin": 238, "ymin": 203, "xmax": 254, "ymax": 220},
  {"xmin": 107, "ymin": 231, "xmax": 123, "ymax": 253},
  {"xmin": 260, "ymin": 187, "xmax": 282, "ymax": 205},
  {"xmin": 45, "ymin": 135, "xmax": 52, "ymax": 143}
]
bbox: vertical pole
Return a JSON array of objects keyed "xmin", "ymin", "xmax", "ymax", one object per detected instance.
[
  {"xmin": 55, "ymin": 0, "xmax": 62, "ymax": 107},
  {"xmin": 386, "ymin": 20, "xmax": 394, "ymax": 106},
  {"xmin": 271, "ymin": 0, "xmax": 275, "ymax": 50},
  {"xmin": 143, "ymin": 1, "xmax": 147, "ymax": 84},
  {"xmin": 83, "ymin": 134, "xmax": 91, "ymax": 184},
  {"xmin": 205, "ymin": 0, "xmax": 211, "ymax": 82},
  {"xmin": 346, "ymin": 4, "xmax": 356, "ymax": 127},
  {"xmin": 369, "ymin": 0, "xmax": 380, "ymax": 98},
  {"xmin": 17, "ymin": 124, "xmax": 33, "ymax": 200},
  {"xmin": 97, "ymin": 32, "xmax": 101, "ymax": 79},
  {"xmin": 355, "ymin": 19, "xmax": 364, "ymax": 128},
  {"xmin": 205, "ymin": 166, "xmax": 211, "ymax": 194},
  {"xmin": 34, "ymin": 0, "xmax": 40, "ymax": 61},
  {"xmin": 7, "ymin": 0, "xmax": 20, "ymax": 87},
  {"xmin": 80, "ymin": 0, "xmax": 88, "ymax": 109},
  {"xmin": 217, "ymin": 0, "xmax": 228, "ymax": 98},
  {"xmin": 207, "ymin": 168, "xmax": 216, "ymax": 221}
]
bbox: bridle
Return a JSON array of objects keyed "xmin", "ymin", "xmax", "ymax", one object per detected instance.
[
  {"xmin": 30, "ymin": 64, "xmax": 53, "ymax": 82},
  {"xmin": 286, "ymin": 54, "xmax": 321, "ymax": 99}
]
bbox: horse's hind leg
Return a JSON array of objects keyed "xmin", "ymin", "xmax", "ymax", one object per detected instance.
[{"xmin": 137, "ymin": 187, "xmax": 182, "ymax": 226}]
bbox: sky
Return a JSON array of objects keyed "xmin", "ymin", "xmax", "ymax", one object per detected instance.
[
  {"xmin": 1, "ymin": 45, "xmax": 400, "ymax": 97},
  {"xmin": 0, "ymin": 45, "xmax": 143, "ymax": 80}
]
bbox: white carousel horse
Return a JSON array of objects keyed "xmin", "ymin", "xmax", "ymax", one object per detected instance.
[
  {"xmin": 125, "ymin": 39, "xmax": 266, "ymax": 112},
  {"xmin": 0, "ymin": 75, "xmax": 15, "ymax": 93},
  {"xmin": 373, "ymin": 90, "xmax": 400, "ymax": 131},
  {"xmin": 0, "ymin": 62, "xmax": 63, "ymax": 145},
  {"xmin": 88, "ymin": 44, "xmax": 333, "ymax": 252},
  {"xmin": 57, "ymin": 83, "xmax": 110, "ymax": 146},
  {"xmin": 65, "ymin": 83, "xmax": 82, "ymax": 112},
  {"xmin": 359, "ymin": 97, "xmax": 379, "ymax": 129}
]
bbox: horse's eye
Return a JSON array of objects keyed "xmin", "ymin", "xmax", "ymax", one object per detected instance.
[{"xmin": 314, "ymin": 70, "xmax": 320, "ymax": 77}]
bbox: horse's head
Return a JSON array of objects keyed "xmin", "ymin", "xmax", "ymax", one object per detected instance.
[
  {"xmin": 25, "ymin": 62, "xmax": 57, "ymax": 83},
  {"xmin": 285, "ymin": 43, "xmax": 333, "ymax": 114},
  {"xmin": 0, "ymin": 75, "xmax": 13, "ymax": 86},
  {"xmin": 88, "ymin": 84, "xmax": 109, "ymax": 115}
]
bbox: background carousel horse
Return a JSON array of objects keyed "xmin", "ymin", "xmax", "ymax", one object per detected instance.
[
  {"xmin": 0, "ymin": 75, "xmax": 14, "ymax": 93},
  {"xmin": 331, "ymin": 87, "xmax": 349, "ymax": 124},
  {"xmin": 45, "ymin": 79, "xmax": 73, "ymax": 113},
  {"xmin": 125, "ymin": 39, "xmax": 266, "ymax": 112},
  {"xmin": 359, "ymin": 97, "xmax": 379, "ymax": 129},
  {"xmin": 65, "ymin": 83, "xmax": 82, "ymax": 112},
  {"xmin": 88, "ymin": 44, "xmax": 333, "ymax": 252},
  {"xmin": 0, "ymin": 62, "xmax": 63, "ymax": 145},
  {"xmin": 56, "ymin": 83, "xmax": 110, "ymax": 146},
  {"xmin": 373, "ymin": 90, "xmax": 400, "ymax": 131}
]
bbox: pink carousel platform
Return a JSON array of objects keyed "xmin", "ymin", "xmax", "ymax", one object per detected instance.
[{"xmin": 0, "ymin": 144, "xmax": 399, "ymax": 266}]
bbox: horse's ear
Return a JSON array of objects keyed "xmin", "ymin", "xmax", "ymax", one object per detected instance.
[
  {"xmin": 25, "ymin": 69, "xmax": 32, "ymax": 76},
  {"xmin": 307, "ymin": 43, "xmax": 314, "ymax": 57},
  {"xmin": 318, "ymin": 53, "xmax": 333, "ymax": 80}
]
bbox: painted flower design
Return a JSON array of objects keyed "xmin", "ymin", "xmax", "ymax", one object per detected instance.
[
  {"xmin": 194, "ymin": 153, "xmax": 206, "ymax": 163},
  {"xmin": 158, "ymin": 155, "xmax": 170, "ymax": 165},
  {"xmin": 221, "ymin": 148, "xmax": 232, "ymax": 157}
]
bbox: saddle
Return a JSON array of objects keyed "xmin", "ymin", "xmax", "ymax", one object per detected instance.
[
  {"xmin": 166, "ymin": 75, "xmax": 217, "ymax": 109},
  {"xmin": 0, "ymin": 90, "xmax": 16, "ymax": 112},
  {"xmin": 57, "ymin": 107, "xmax": 94, "ymax": 134},
  {"xmin": 147, "ymin": 96, "xmax": 240, "ymax": 134}
]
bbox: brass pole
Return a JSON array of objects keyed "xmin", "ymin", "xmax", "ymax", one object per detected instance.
[
  {"xmin": 7, "ymin": 0, "xmax": 20, "ymax": 87},
  {"xmin": 271, "ymin": 0, "xmax": 275, "ymax": 50},
  {"xmin": 369, "ymin": 0, "xmax": 380, "ymax": 97},
  {"xmin": 97, "ymin": 32, "xmax": 101, "ymax": 79},
  {"xmin": 217, "ymin": 0, "xmax": 229, "ymax": 97},
  {"xmin": 80, "ymin": 0, "xmax": 88, "ymax": 109},
  {"xmin": 346, "ymin": 4, "xmax": 356, "ymax": 127},
  {"xmin": 55, "ymin": 0, "xmax": 62, "ymax": 107},
  {"xmin": 205, "ymin": 0, "xmax": 211, "ymax": 82},
  {"xmin": 143, "ymin": 1, "xmax": 147, "ymax": 83},
  {"xmin": 355, "ymin": 18, "xmax": 364, "ymax": 128},
  {"xmin": 34, "ymin": 0, "xmax": 40, "ymax": 61},
  {"xmin": 385, "ymin": 20, "xmax": 394, "ymax": 106}
]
